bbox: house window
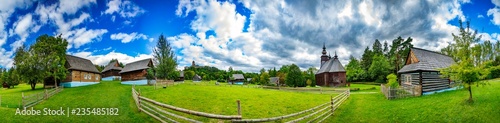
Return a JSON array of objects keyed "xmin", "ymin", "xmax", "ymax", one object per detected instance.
[
  {"xmin": 405, "ymin": 75, "xmax": 411, "ymax": 85},
  {"xmin": 96, "ymin": 76, "xmax": 99, "ymax": 80}
]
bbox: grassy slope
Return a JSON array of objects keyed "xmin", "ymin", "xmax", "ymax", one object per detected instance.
[
  {"xmin": 329, "ymin": 80, "xmax": 500, "ymax": 122},
  {"xmin": 0, "ymin": 84, "xmax": 44, "ymax": 108},
  {"xmin": 0, "ymin": 81, "xmax": 155, "ymax": 122},
  {"xmin": 136, "ymin": 83, "xmax": 335, "ymax": 122}
]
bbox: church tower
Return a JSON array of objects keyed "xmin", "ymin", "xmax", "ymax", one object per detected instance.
[{"xmin": 320, "ymin": 43, "xmax": 329, "ymax": 67}]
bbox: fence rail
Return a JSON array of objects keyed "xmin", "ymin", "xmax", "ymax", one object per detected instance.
[
  {"xmin": 380, "ymin": 84, "xmax": 421, "ymax": 100},
  {"xmin": 132, "ymin": 85, "xmax": 350, "ymax": 122},
  {"xmin": 22, "ymin": 86, "xmax": 64, "ymax": 108}
]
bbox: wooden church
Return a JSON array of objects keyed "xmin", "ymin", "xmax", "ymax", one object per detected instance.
[
  {"xmin": 315, "ymin": 44, "xmax": 347, "ymax": 87},
  {"xmin": 101, "ymin": 60, "xmax": 122, "ymax": 81}
]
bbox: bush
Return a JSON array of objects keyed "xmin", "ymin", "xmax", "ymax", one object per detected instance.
[
  {"xmin": 386, "ymin": 73, "xmax": 398, "ymax": 88},
  {"xmin": 350, "ymin": 88, "xmax": 360, "ymax": 91}
]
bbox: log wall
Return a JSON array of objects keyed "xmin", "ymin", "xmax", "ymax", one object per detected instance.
[{"xmin": 121, "ymin": 69, "xmax": 147, "ymax": 81}]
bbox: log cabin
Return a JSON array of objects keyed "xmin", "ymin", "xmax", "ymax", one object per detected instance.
[
  {"xmin": 49, "ymin": 55, "xmax": 101, "ymax": 88},
  {"xmin": 269, "ymin": 77, "xmax": 279, "ymax": 85},
  {"xmin": 397, "ymin": 48, "xmax": 455, "ymax": 94},
  {"xmin": 193, "ymin": 74, "xmax": 202, "ymax": 82},
  {"xmin": 101, "ymin": 60, "xmax": 123, "ymax": 81},
  {"xmin": 175, "ymin": 71, "xmax": 184, "ymax": 82},
  {"xmin": 120, "ymin": 58, "xmax": 154, "ymax": 85},
  {"xmin": 230, "ymin": 74, "xmax": 245, "ymax": 85},
  {"xmin": 315, "ymin": 44, "xmax": 347, "ymax": 87}
]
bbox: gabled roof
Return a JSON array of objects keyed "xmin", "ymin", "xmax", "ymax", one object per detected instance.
[
  {"xmin": 316, "ymin": 57, "xmax": 346, "ymax": 74},
  {"xmin": 398, "ymin": 48, "xmax": 455, "ymax": 73},
  {"xmin": 232, "ymin": 74, "xmax": 245, "ymax": 80},
  {"xmin": 193, "ymin": 74, "xmax": 201, "ymax": 81},
  {"xmin": 66, "ymin": 55, "xmax": 100, "ymax": 73},
  {"xmin": 102, "ymin": 61, "xmax": 122, "ymax": 73},
  {"xmin": 269, "ymin": 77, "xmax": 279, "ymax": 84},
  {"xmin": 120, "ymin": 58, "xmax": 153, "ymax": 74}
]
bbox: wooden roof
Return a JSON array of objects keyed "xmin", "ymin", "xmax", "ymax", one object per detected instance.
[
  {"xmin": 232, "ymin": 74, "xmax": 245, "ymax": 80},
  {"xmin": 398, "ymin": 48, "xmax": 455, "ymax": 73},
  {"xmin": 66, "ymin": 55, "xmax": 100, "ymax": 73},
  {"xmin": 316, "ymin": 56, "xmax": 346, "ymax": 74},
  {"xmin": 102, "ymin": 60, "xmax": 122, "ymax": 73},
  {"xmin": 120, "ymin": 58, "xmax": 153, "ymax": 74}
]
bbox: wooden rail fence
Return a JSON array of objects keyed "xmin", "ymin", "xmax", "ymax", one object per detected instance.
[
  {"xmin": 22, "ymin": 86, "xmax": 64, "ymax": 108},
  {"xmin": 154, "ymin": 79, "xmax": 176, "ymax": 89},
  {"xmin": 132, "ymin": 85, "xmax": 350, "ymax": 122}
]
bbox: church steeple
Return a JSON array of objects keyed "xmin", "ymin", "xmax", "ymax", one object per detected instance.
[
  {"xmin": 320, "ymin": 42, "xmax": 329, "ymax": 68},
  {"xmin": 322, "ymin": 42, "xmax": 327, "ymax": 55},
  {"xmin": 334, "ymin": 51, "xmax": 338, "ymax": 59}
]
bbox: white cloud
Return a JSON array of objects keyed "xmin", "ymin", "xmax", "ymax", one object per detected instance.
[
  {"xmin": 71, "ymin": 51, "xmax": 152, "ymax": 66},
  {"xmin": 61, "ymin": 28, "xmax": 108, "ymax": 49},
  {"xmin": 58, "ymin": 0, "xmax": 96, "ymax": 15},
  {"xmin": 488, "ymin": 7, "xmax": 500, "ymax": 26},
  {"xmin": 478, "ymin": 14, "xmax": 484, "ymax": 18},
  {"xmin": 104, "ymin": 0, "xmax": 145, "ymax": 18},
  {"xmin": 110, "ymin": 32, "xmax": 149, "ymax": 43}
]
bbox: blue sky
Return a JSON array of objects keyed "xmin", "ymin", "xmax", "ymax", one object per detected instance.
[{"xmin": 0, "ymin": 0, "xmax": 499, "ymax": 72}]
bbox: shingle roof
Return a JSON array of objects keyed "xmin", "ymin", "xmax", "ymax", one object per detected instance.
[
  {"xmin": 232, "ymin": 74, "xmax": 245, "ymax": 80},
  {"xmin": 102, "ymin": 61, "xmax": 122, "ymax": 73},
  {"xmin": 398, "ymin": 48, "xmax": 455, "ymax": 73},
  {"xmin": 269, "ymin": 77, "xmax": 279, "ymax": 84},
  {"xmin": 66, "ymin": 55, "xmax": 100, "ymax": 73},
  {"xmin": 120, "ymin": 58, "xmax": 153, "ymax": 74},
  {"xmin": 316, "ymin": 57, "xmax": 346, "ymax": 74},
  {"xmin": 193, "ymin": 74, "xmax": 201, "ymax": 81}
]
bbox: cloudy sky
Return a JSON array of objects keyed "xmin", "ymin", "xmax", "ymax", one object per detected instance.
[{"xmin": 0, "ymin": 0, "xmax": 499, "ymax": 72}]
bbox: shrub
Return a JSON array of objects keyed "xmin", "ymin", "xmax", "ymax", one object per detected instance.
[
  {"xmin": 386, "ymin": 73, "xmax": 398, "ymax": 88},
  {"xmin": 350, "ymin": 88, "xmax": 360, "ymax": 91}
]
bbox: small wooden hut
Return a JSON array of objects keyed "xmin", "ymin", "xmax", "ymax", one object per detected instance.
[
  {"xmin": 193, "ymin": 74, "xmax": 202, "ymax": 82},
  {"xmin": 175, "ymin": 71, "xmax": 184, "ymax": 82},
  {"xmin": 230, "ymin": 74, "xmax": 245, "ymax": 85},
  {"xmin": 120, "ymin": 58, "xmax": 154, "ymax": 85},
  {"xmin": 101, "ymin": 60, "xmax": 122, "ymax": 81},
  {"xmin": 398, "ymin": 48, "xmax": 455, "ymax": 94},
  {"xmin": 50, "ymin": 55, "xmax": 101, "ymax": 88}
]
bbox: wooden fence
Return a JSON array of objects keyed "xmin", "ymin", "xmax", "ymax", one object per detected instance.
[
  {"xmin": 22, "ymin": 86, "xmax": 64, "ymax": 108},
  {"xmin": 154, "ymin": 79, "xmax": 175, "ymax": 89},
  {"xmin": 132, "ymin": 85, "xmax": 350, "ymax": 123},
  {"xmin": 380, "ymin": 84, "xmax": 421, "ymax": 100}
]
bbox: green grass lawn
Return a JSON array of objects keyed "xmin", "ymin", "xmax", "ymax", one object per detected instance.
[
  {"xmin": 0, "ymin": 83, "xmax": 44, "ymax": 108},
  {"xmin": 0, "ymin": 81, "xmax": 155, "ymax": 122},
  {"xmin": 328, "ymin": 80, "xmax": 500, "ymax": 122},
  {"xmin": 136, "ymin": 83, "xmax": 336, "ymax": 122}
]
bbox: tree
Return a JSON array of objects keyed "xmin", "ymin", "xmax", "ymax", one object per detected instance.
[
  {"xmin": 184, "ymin": 70, "xmax": 195, "ymax": 80},
  {"xmin": 388, "ymin": 36, "xmax": 413, "ymax": 74},
  {"xmin": 360, "ymin": 47, "xmax": 373, "ymax": 80},
  {"xmin": 153, "ymin": 34, "xmax": 178, "ymax": 80},
  {"xmin": 440, "ymin": 20, "xmax": 489, "ymax": 103},
  {"xmin": 372, "ymin": 39, "xmax": 383, "ymax": 55},
  {"xmin": 285, "ymin": 64, "xmax": 305, "ymax": 87},
  {"xmin": 346, "ymin": 56, "xmax": 364, "ymax": 82},
  {"xmin": 14, "ymin": 34, "xmax": 68, "ymax": 90},
  {"xmin": 260, "ymin": 72, "xmax": 270, "ymax": 85},
  {"xmin": 95, "ymin": 65, "xmax": 104, "ymax": 72},
  {"xmin": 386, "ymin": 74, "xmax": 398, "ymax": 88},
  {"xmin": 146, "ymin": 68, "xmax": 155, "ymax": 80},
  {"xmin": 369, "ymin": 54, "xmax": 391, "ymax": 83},
  {"xmin": 276, "ymin": 72, "xmax": 286, "ymax": 85}
]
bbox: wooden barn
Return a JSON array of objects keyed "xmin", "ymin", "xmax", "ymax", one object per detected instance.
[
  {"xmin": 101, "ymin": 60, "xmax": 122, "ymax": 81},
  {"xmin": 269, "ymin": 77, "xmax": 279, "ymax": 85},
  {"xmin": 48, "ymin": 55, "xmax": 101, "ymax": 88},
  {"xmin": 315, "ymin": 44, "xmax": 347, "ymax": 87},
  {"xmin": 398, "ymin": 48, "xmax": 455, "ymax": 93},
  {"xmin": 175, "ymin": 71, "xmax": 184, "ymax": 82},
  {"xmin": 193, "ymin": 74, "xmax": 202, "ymax": 82},
  {"xmin": 120, "ymin": 58, "xmax": 154, "ymax": 85},
  {"xmin": 230, "ymin": 74, "xmax": 245, "ymax": 85}
]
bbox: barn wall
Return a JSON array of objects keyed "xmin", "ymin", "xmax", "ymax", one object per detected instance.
[
  {"xmin": 64, "ymin": 70, "xmax": 100, "ymax": 82},
  {"xmin": 103, "ymin": 70, "xmax": 120, "ymax": 77},
  {"xmin": 121, "ymin": 69, "xmax": 148, "ymax": 81},
  {"xmin": 400, "ymin": 73, "xmax": 420, "ymax": 86},
  {"xmin": 421, "ymin": 71, "xmax": 449, "ymax": 92},
  {"xmin": 315, "ymin": 72, "xmax": 346, "ymax": 87}
]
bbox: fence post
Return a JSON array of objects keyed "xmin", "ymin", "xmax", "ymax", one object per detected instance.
[
  {"xmin": 22, "ymin": 92, "xmax": 24, "ymax": 108},
  {"xmin": 320, "ymin": 88, "xmax": 323, "ymax": 94},
  {"xmin": 45, "ymin": 89, "xmax": 48, "ymax": 100},
  {"xmin": 138, "ymin": 88, "xmax": 141, "ymax": 112},
  {"xmin": 0, "ymin": 95, "xmax": 2, "ymax": 107},
  {"xmin": 331, "ymin": 95, "xmax": 334, "ymax": 112},
  {"xmin": 237, "ymin": 100, "xmax": 241, "ymax": 116}
]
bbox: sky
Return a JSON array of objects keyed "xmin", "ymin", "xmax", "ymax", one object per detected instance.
[{"xmin": 0, "ymin": 0, "xmax": 499, "ymax": 72}]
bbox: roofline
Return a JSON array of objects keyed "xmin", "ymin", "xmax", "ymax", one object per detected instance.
[
  {"xmin": 411, "ymin": 47, "xmax": 452, "ymax": 58},
  {"xmin": 125, "ymin": 58, "xmax": 153, "ymax": 65},
  {"xmin": 68, "ymin": 68, "xmax": 101, "ymax": 74}
]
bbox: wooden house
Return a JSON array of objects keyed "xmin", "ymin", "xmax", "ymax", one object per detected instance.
[
  {"xmin": 193, "ymin": 74, "xmax": 202, "ymax": 82},
  {"xmin": 398, "ymin": 48, "xmax": 455, "ymax": 94},
  {"xmin": 48, "ymin": 55, "xmax": 101, "ymax": 88},
  {"xmin": 230, "ymin": 74, "xmax": 245, "ymax": 85},
  {"xmin": 175, "ymin": 71, "xmax": 184, "ymax": 82},
  {"xmin": 101, "ymin": 60, "xmax": 122, "ymax": 81},
  {"xmin": 120, "ymin": 58, "xmax": 154, "ymax": 85},
  {"xmin": 315, "ymin": 44, "xmax": 347, "ymax": 87}
]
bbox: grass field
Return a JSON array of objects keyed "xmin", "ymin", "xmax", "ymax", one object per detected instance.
[
  {"xmin": 328, "ymin": 79, "xmax": 500, "ymax": 122},
  {"xmin": 0, "ymin": 81, "xmax": 155, "ymax": 122},
  {"xmin": 136, "ymin": 81, "xmax": 336, "ymax": 122},
  {"xmin": 0, "ymin": 84, "xmax": 44, "ymax": 108}
]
